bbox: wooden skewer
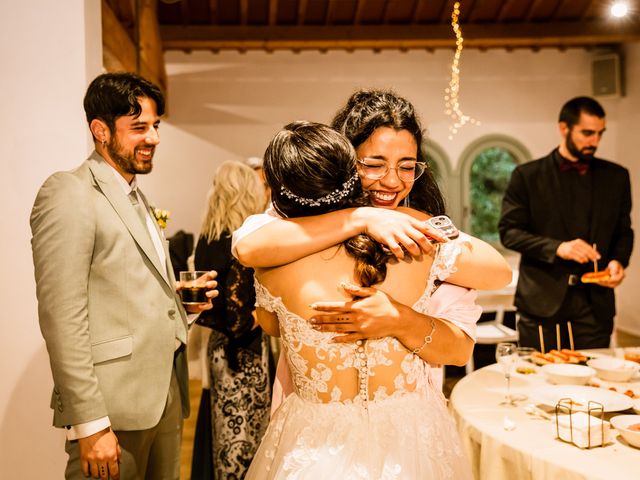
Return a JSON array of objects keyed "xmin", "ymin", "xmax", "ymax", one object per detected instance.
[
  {"xmin": 539, "ymin": 325, "xmax": 545, "ymax": 354},
  {"xmin": 556, "ymin": 324, "xmax": 561, "ymax": 351},
  {"xmin": 567, "ymin": 322, "xmax": 575, "ymax": 352},
  {"xmin": 593, "ymin": 243, "xmax": 598, "ymax": 272}
]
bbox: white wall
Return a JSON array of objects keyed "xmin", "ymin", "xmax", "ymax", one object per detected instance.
[
  {"xmin": 147, "ymin": 46, "xmax": 637, "ymax": 334},
  {"xmin": 0, "ymin": 1, "xmax": 102, "ymax": 477}
]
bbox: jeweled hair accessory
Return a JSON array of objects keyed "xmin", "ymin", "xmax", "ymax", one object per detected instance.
[{"xmin": 280, "ymin": 171, "xmax": 359, "ymax": 207}]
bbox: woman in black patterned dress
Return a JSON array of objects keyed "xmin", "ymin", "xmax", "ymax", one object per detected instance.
[{"xmin": 191, "ymin": 161, "xmax": 271, "ymax": 479}]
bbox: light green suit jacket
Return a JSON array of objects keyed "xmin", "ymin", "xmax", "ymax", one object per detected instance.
[{"xmin": 31, "ymin": 152, "xmax": 189, "ymax": 431}]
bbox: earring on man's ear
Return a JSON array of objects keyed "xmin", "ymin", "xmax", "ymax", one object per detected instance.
[{"xmin": 101, "ymin": 139, "xmax": 106, "ymax": 147}]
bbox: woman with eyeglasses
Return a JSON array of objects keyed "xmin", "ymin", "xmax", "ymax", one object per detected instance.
[
  {"xmin": 245, "ymin": 121, "xmax": 472, "ymax": 478},
  {"xmin": 233, "ymin": 90, "xmax": 511, "ymax": 405}
]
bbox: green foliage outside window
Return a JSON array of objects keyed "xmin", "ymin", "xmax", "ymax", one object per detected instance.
[{"xmin": 470, "ymin": 147, "xmax": 517, "ymax": 243}]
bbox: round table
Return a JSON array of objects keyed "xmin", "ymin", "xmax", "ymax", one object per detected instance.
[{"xmin": 449, "ymin": 361, "xmax": 640, "ymax": 480}]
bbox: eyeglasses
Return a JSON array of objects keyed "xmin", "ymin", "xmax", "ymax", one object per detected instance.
[{"xmin": 356, "ymin": 158, "xmax": 427, "ymax": 182}]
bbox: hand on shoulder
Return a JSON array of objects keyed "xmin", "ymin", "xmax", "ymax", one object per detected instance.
[{"xmin": 352, "ymin": 207, "xmax": 442, "ymax": 260}]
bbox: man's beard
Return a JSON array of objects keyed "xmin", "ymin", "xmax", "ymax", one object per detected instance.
[
  {"xmin": 566, "ymin": 131, "xmax": 596, "ymax": 162},
  {"xmin": 106, "ymin": 136, "xmax": 153, "ymax": 175}
]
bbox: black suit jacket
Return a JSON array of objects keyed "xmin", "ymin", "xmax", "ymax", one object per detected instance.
[{"xmin": 499, "ymin": 149, "xmax": 633, "ymax": 321}]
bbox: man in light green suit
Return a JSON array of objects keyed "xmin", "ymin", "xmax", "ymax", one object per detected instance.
[{"xmin": 31, "ymin": 73, "xmax": 217, "ymax": 479}]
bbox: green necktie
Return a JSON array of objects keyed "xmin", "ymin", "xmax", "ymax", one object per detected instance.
[{"xmin": 129, "ymin": 189, "xmax": 149, "ymax": 229}]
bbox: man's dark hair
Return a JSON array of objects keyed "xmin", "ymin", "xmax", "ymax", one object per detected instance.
[
  {"xmin": 331, "ymin": 89, "xmax": 445, "ymax": 216},
  {"xmin": 83, "ymin": 72, "xmax": 165, "ymax": 136},
  {"xmin": 558, "ymin": 96, "xmax": 605, "ymax": 128}
]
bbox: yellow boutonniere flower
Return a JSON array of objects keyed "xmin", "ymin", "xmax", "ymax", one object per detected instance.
[{"xmin": 152, "ymin": 207, "xmax": 170, "ymax": 229}]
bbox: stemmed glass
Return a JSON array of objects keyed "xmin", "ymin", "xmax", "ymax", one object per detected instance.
[{"xmin": 495, "ymin": 342, "xmax": 518, "ymax": 406}]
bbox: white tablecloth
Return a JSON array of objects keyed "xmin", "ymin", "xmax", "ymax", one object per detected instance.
[{"xmin": 449, "ymin": 361, "xmax": 640, "ymax": 480}]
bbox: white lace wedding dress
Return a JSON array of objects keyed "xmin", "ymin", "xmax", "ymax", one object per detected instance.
[{"xmin": 246, "ymin": 247, "xmax": 472, "ymax": 480}]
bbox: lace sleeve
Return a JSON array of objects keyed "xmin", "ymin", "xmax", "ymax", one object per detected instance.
[
  {"xmin": 254, "ymin": 277, "xmax": 280, "ymax": 313},
  {"xmin": 225, "ymin": 259, "xmax": 258, "ymax": 339},
  {"xmin": 429, "ymin": 232, "xmax": 472, "ymax": 282}
]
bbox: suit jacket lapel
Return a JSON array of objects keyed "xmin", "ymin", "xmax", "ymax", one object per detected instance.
[{"xmin": 87, "ymin": 153, "xmax": 171, "ymax": 287}]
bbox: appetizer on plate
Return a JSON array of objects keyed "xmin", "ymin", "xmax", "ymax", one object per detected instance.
[{"xmin": 531, "ymin": 349, "xmax": 588, "ymax": 365}]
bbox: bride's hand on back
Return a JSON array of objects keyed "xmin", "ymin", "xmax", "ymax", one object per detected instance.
[
  {"xmin": 353, "ymin": 207, "xmax": 443, "ymax": 260},
  {"xmin": 309, "ymin": 283, "xmax": 407, "ymax": 342}
]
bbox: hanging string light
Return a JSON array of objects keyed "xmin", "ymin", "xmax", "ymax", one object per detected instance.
[{"xmin": 444, "ymin": 1, "xmax": 480, "ymax": 140}]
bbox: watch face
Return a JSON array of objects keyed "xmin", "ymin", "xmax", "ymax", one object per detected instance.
[{"xmin": 426, "ymin": 216, "xmax": 459, "ymax": 240}]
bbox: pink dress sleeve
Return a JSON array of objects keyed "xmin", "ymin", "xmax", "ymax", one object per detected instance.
[
  {"xmin": 428, "ymin": 283, "xmax": 481, "ymax": 342},
  {"xmin": 231, "ymin": 205, "xmax": 279, "ymax": 259},
  {"xmin": 426, "ymin": 283, "xmax": 481, "ymax": 391}
]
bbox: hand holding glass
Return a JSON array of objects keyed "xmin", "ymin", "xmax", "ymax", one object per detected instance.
[
  {"xmin": 179, "ymin": 271, "xmax": 210, "ymax": 305},
  {"xmin": 496, "ymin": 342, "xmax": 518, "ymax": 406}
]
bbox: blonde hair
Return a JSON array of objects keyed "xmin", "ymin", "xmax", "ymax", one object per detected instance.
[{"xmin": 199, "ymin": 161, "xmax": 267, "ymax": 242}]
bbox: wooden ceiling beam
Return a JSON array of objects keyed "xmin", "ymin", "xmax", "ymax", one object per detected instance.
[
  {"xmin": 208, "ymin": 0, "xmax": 219, "ymax": 24},
  {"xmin": 269, "ymin": 0, "xmax": 278, "ymax": 26},
  {"xmin": 438, "ymin": 0, "xmax": 455, "ymax": 23},
  {"xmin": 160, "ymin": 20, "xmax": 640, "ymax": 51},
  {"xmin": 354, "ymin": 0, "xmax": 366, "ymax": 25},
  {"xmin": 410, "ymin": 0, "xmax": 426, "ymax": 24},
  {"xmin": 549, "ymin": 0, "xmax": 567, "ymax": 20},
  {"xmin": 525, "ymin": 0, "xmax": 546, "ymax": 21},
  {"xmin": 581, "ymin": 0, "xmax": 599, "ymax": 20},
  {"xmin": 297, "ymin": 0, "xmax": 308, "ymax": 25},
  {"xmin": 326, "ymin": 0, "xmax": 337, "ymax": 25},
  {"xmin": 240, "ymin": 0, "xmax": 249, "ymax": 25},
  {"xmin": 180, "ymin": 0, "xmax": 189, "ymax": 26},
  {"xmin": 106, "ymin": 0, "xmax": 136, "ymax": 29},
  {"xmin": 496, "ymin": 0, "xmax": 515, "ymax": 22},
  {"xmin": 102, "ymin": 0, "xmax": 167, "ymax": 96},
  {"xmin": 462, "ymin": 0, "xmax": 478, "ymax": 23},
  {"xmin": 382, "ymin": 0, "xmax": 393, "ymax": 24}
]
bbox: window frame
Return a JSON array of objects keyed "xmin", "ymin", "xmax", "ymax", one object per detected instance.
[{"xmin": 458, "ymin": 134, "xmax": 530, "ymax": 248}]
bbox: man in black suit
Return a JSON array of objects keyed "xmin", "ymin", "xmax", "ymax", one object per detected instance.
[{"xmin": 499, "ymin": 96, "xmax": 633, "ymax": 350}]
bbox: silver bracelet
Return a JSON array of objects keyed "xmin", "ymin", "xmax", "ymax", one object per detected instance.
[{"xmin": 411, "ymin": 318, "xmax": 436, "ymax": 355}]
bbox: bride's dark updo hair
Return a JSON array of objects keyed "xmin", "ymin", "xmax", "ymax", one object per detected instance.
[{"xmin": 263, "ymin": 121, "xmax": 392, "ymax": 287}]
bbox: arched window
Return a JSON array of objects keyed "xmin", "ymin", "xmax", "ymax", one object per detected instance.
[
  {"xmin": 422, "ymin": 139, "xmax": 453, "ymax": 212},
  {"xmin": 460, "ymin": 136, "xmax": 530, "ymax": 245}
]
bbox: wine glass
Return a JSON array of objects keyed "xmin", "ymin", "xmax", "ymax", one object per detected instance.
[{"xmin": 495, "ymin": 342, "xmax": 518, "ymax": 406}]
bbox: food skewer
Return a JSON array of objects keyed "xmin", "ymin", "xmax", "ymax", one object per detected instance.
[
  {"xmin": 539, "ymin": 325, "xmax": 545, "ymax": 354},
  {"xmin": 593, "ymin": 243, "xmax": 598, "ymax": 273},
  {"xmin": 567, "ymin": 321, "xmax": 575, "ymax": 352},
  {"xmin": 556, "ymin": 324, "xmax": 561, "ymax": 351}
]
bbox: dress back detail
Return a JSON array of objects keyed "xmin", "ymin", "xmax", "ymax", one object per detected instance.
[{"xmin": 254, "ymin": 242, "xmax": 460, "ymax": 406}]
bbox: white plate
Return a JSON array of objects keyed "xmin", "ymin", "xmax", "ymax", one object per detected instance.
[
  {"xmin": 633, "ymin": 398, "xmax": 640, "ymax": 415},
  {"xmin": 532, "ymin": 385, "xmax": 634, "ymax": 412}
]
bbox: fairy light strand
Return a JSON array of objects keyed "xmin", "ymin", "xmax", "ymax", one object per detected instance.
[{"xmin": 444, "ymin": 1, "xmax": 480, "ymax": 140}]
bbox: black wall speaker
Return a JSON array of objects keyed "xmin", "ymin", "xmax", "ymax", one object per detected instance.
[{"xmin": 591, "ymin": 53, "xmax": 624, "ymax": 97}]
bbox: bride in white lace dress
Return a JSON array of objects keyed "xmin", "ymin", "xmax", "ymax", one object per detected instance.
[{"xmin": 245, "ymin": 121, "xmax": 473, "ymax": 479}]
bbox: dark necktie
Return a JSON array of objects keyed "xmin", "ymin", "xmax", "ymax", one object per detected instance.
[{"xmin": 559, "ymin": 158, "xmax": 589, "ymax": 175}]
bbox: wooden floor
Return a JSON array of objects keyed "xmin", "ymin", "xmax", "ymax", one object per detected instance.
[
  {"xmin": 180, "ymin": 329, "xmax": 640, "ymax": 478},
  {"xmin": 180, "ymin": 380, "xmax": 202, "ymax": 480}
]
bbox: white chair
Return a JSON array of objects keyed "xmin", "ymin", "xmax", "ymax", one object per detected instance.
[{"xmin": 465, "ymin": 304, "xmax": 518, "ymax": 375}]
